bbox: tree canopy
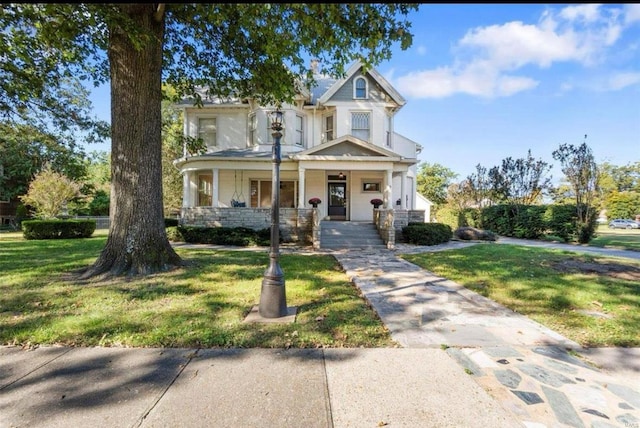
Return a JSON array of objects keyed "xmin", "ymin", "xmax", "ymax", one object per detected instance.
[
  {"xmin": 0, "ymin": 123, "xmax": 88, "ymax": 201},
  {"xmin": 0, "ymin": 3, "xmax": 419, "ymax": 277},
  {"xmin": 415, "ymin": 162, "xmax": 457, "ymax": 206}
]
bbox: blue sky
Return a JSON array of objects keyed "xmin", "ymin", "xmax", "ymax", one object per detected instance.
[
  {"xmin": 88, "ymin": 4, "xmax": 639, "ymax": 183},
  {"xmin": 380, "ymin": 3, "xmax": 640, "ymax": 182}
]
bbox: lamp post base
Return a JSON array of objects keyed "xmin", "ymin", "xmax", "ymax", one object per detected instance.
[{"xmin": 259, "ymin": 259, "xmax": 288, "ymax": 318}]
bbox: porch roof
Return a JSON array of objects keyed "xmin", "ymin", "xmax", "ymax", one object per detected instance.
[{"xmin": 291, "ymin": 135, "xmax": 416, "ymax": 164}]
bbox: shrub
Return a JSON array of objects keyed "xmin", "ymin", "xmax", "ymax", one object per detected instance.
[
  {"xmin": 166, "ymin": 226, "xmax": 183, "ymax": 242},
  {"xmin": 19, "ymin": 165, "xmax": 81, "ymax": 219},
  {"xmin": 175, "ymin": 226, "xmax": 275, "ymax": 246},
  {"xmin": 402, "ymin": 222, "xmax": 452, "ymax": 246},
  {"xmin": 22, "ymin": 219, "xmax": 96, "ymax": 240},
  {"xmin": 164, "ymin": 218, "xmax": 179, "ymax": 227},
  {"xmin": 454, "ymin": 227, "xmax": 497, "ymax": 241},
  {"xmin": 88, "ymin": 190, "xmax": 110, "ymax": 216}
]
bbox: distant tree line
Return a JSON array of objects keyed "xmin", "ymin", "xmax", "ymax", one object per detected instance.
[{"xmin": 415, "ymin": 138, "xmax": 639, "ymax": 243}]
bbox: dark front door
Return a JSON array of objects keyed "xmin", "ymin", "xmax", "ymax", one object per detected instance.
[{"xmin": 328, "ymin": 182, "xmax": 347, "ymax": 220}]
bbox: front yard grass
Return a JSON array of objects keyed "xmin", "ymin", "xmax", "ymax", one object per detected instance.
[
  {"xmin": 401, "ymin": 244, "xmax": 640, "ymax": 348},
  {"xmin": 589, "ymin": 225, "xmax": 640, "ymax": 252},
  {"xmin": 0, "ymin": 234, "xmax": 395, "ymax": 348}
]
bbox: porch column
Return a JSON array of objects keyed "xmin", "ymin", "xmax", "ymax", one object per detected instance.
[
  {"xmin": 298, "ymin": 167, "xmax": 306, "ymax": 208},
  {"xmin": 400, "ymin": 171, "xmax": 407, "ymax": 209},
  {"xmin": 212, "ymin": 168, "xmax": 219, "ymax": 207},
  {"xmin": 182, "ymin": 171, "xmax": 191, "ymax": 207},
  {"xmin": 385, "ymin": 169, "xmax": 393, "ymax": 208}
]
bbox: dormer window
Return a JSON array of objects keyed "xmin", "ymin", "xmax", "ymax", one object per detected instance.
[{"xmin": 354, "ymin": 77, "xmax": 368, "ymax": 99}]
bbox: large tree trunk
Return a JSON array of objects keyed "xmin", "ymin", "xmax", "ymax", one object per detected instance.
[{"xmin": 82, "ymin": 4, "xmax": 182, "ymax": 278}]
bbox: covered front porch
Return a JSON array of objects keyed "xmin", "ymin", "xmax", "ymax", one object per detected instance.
[{"xmin": 176, "ymin": 137, "xmax": 419, "ymax": 223}]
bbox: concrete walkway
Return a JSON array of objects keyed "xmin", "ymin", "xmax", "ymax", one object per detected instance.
[{"xmin": 1, "ymin": 239, "xmax": 639, "ymax": 428}]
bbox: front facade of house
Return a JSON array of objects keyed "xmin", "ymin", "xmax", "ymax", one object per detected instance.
[{"xmin": 174, "ymin": 61, "xmax": 427, "ymax": 244}]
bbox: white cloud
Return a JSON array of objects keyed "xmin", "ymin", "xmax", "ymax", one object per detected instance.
[
  {"xmin": 416, "ymin": 45, "xmax": 427, "ymax": 56},
  {"xmin": 458, "ymin": 21, "xmax": 580, "ymax": 69},
  {"xmin": 395, "ymin": 67, "xmax": 457, "ymax": 98},
  {"xmin": 394, "ymin": 4, "xmax": 634, "ymax": 99},
  {"xmin": 559, "ymin": 4, "xmax": 602, "ymax": 23},
  {"xmin": 608, "ymin": 72, "xmax": 640, "ymax": 90},
  {"xmin": 624, "ymin": 4, "xmax": 640, "ymax": 26},
  {"xmin": 394, "ymin": 63, "xmax": 538, "ymax": 99},
  {"xmin": 495, "ymin": 75, "xmax": 539, "ymax": 96}
]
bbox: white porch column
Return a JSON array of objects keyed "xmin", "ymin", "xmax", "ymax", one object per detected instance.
[
  {"xmin": 298, "ymin": 167, "xmax": 306, "ymax": 208},
  {"xmin": 385, "ymin": 169, "xmax": 393, "ymax": 208},
  {"xmin": 400, "ymin": 171, "xmax": 407, "ymax": 209},
  {"xmin": 182, "ymin": 172, "xmax": 191, "ymax": 207},
  {"xmin": 212, "ymin": 168, "xmax": 219, "ymax": 207}
]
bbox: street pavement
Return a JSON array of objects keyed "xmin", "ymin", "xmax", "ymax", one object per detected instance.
[{"xmin": 1, "ymin": 238, "xmax": 639, "ymax": 427}]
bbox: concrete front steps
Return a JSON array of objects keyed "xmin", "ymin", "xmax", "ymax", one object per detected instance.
[{"xmin": 320, "ymin": 221, "xmax": 386, "ymax": 250}]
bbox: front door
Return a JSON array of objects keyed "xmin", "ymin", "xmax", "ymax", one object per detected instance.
[{"xmin": 328, "ymin": 182, "xmax": 347, "ymax": 220}]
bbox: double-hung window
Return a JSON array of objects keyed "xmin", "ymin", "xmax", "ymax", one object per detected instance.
[
  {"xmin": 249, "ymin": 114, "xmax": 257, "ymax": 146},
  {"xmin": 295, "ymin": 115, "xmax": 304, "ymax": 146},
  {"xmin": 197, "ymin": 173, "xmax": 213, "ymax": 206},
  {"xmin": 351, "ymin": 112, "xmax": 370, "ymax": 142},
  {"xmin": 323, "ymin": 114, "xmax": 334, "ymax": 142},
  {"xmin": 198, "ymin": 118, "xmax": 217, "ymax": 150}
]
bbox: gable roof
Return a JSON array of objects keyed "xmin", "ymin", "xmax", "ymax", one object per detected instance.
[
  {"xmin": 316, "ymin": 61, "xmax": 406, "ymax": 107},
  {"xmin": 291, "ymin": 135, "xmax": 403, "ymax": 161}
]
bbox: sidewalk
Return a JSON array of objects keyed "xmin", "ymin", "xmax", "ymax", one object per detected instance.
[{"xmin": 1, "ymin": 240, "xmax": 639, "ymax": 428}]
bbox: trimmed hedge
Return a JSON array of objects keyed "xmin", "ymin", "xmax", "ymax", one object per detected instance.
[
  {"xmin": 402, "ymin": 222, "xmax": 452, "ymax": 246},
  {"xmin": 22, "ymin": 219, "xmax": 96, "ymax": 240},
  {"xmin": 169, "ymin": 225, "xmax": 273, "ymax": 247},
  {"xmin": 164, "ymin": 218, "xmax": 179, "ymax": 227}
]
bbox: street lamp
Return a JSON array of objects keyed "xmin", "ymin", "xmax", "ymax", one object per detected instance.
[{"xmin": 259, "ymin": 109, "xmax": 288, "ymax": 318}]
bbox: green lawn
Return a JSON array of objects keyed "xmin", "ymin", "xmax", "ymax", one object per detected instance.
[
  {"xmin": 589, "ymin": 225, "xmax": 640, "ymax": 252},
  {"xmin": 401, "ymin": 244, "xmax": 640, "ymax": 347},
  {"xmin": 0, "ymin": 232, "xmax": 395, "ymax": 348}
]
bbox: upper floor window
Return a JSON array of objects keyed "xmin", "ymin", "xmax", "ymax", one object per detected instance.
[
  {"xmin": 198, "ymin": 117, "xmax": 216, "ymax": 149},
  {"xmin": 323, "ymin": 114, "xmax": 334, "ymax": 142},
  {"xmin": 266, "ymin": 117, "xmax": 274, "ymax": 144},
  {"xmin": 249, "ymin": 114, "xmax": 257, "ymax": 146},
  {"xmin": 295, "ymin": 115, "xmax": 304, "ymax": 146},
  {"xmin": 351, "ymin": 112, "xmax": 370, "ymax": 142},
  {"xmin": 354, "ymin": 77, "xmax": 368, "ymax": 99}
]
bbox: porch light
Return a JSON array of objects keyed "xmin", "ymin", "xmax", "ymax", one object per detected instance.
[{"xmin": 258, "ymin": 108, "xmax": 293, "ymax": 319}]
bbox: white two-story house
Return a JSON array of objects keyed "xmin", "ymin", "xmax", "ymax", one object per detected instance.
[{"xmin": 174, "ymin": 60, "xmax": 429, "ymax": 247}]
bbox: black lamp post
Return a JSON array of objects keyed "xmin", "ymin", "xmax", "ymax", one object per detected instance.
[{"xmin": 259, "ymin": 109, "xmax": 288, "ymax": 318}]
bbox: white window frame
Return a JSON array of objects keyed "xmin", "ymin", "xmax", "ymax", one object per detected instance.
[
  {"xmin": 353, "ymin": 76, "xmax": 368, "ymax": 99},
  {"xmin": 351, "ymin": 111, "xmax": 370, "ymax": 142},
  {"xmin": 249, "ymin": 113, "xmax": 257, "ymax": 146},
  {"xmin": 266, "ymin": 117, "xmax": 274, "ymax": 144},
  {"xmin": 323, "ymin": 114, "xmax": 334, "ymax": 143},
  {"xmin": 197, "ymin": 116, "xmax": 217, "ymax": 150},
  {"xmin": 295, "ymin": 114, "xmax": 304, "ymax": 146}
]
